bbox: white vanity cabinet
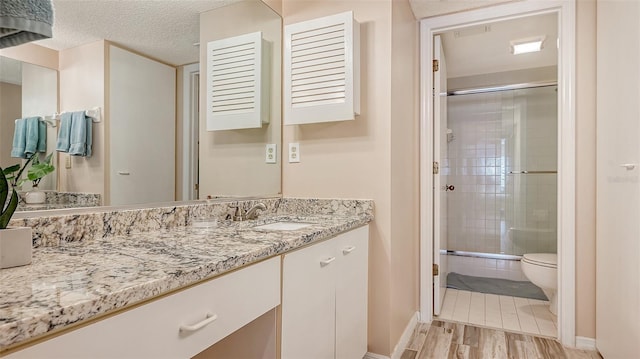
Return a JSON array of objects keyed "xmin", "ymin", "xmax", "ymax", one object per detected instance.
[
  {"xmin": 281, "ymin": 225, "xmax": 369, "ymax": 359},
  {"xmin": 7, "ymin": 257, "xmax": 281, "ymax": 359}
]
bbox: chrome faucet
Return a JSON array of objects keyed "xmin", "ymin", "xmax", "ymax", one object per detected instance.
[
  {"xmin": 244, "ymin": 202, "xmax": 267, "ymax": 220},
  {"xmin": 227, "ymin": 202, "xmax": 267, "ymax": 221}
]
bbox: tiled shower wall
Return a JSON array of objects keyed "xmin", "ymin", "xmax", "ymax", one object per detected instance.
[{"xmin": 444, "ymin": 86, "xmax": 557, "ymax": 267}]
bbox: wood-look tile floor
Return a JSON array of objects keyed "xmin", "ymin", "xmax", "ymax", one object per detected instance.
[
  {"xmin": 437, "ymin": 289, "xmax": 557, "ymax": 337},
  {"xmin": 401, "ymin": 321, "xmax": 602, "ymax": 359}
]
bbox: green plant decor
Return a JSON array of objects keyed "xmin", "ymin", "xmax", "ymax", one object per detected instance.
[
  {"xmin": 0, "ymin": 166, "xmax": 19, "ymax": 230},
  {"xmin": 21, "ymin": 153, "xmax": 55, "ymax": 188},
  {"xmin": 2, "ymin": 154, "xmax": 35, "ymax": 188}
]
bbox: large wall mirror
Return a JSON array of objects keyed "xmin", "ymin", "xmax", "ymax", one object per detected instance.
[{"xmin": 0, "ymin": 0, "xmax": 282, "ymax": 214}]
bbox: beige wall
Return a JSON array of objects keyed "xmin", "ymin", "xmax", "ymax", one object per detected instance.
[
  {"xmin": 199, "ymin": 0, "xmax": 282, "ymax": 198},
  {"xmin": 0, "ymin": 82, "xmax": 22, "ymax": 167},
  {"xmin": 575, "ymin": 0, "xmax": 596, "ymax": 339},
  {"xmin": 390, "ymin": 0, "xmax": 420, "ymax": 352},
  {"xmin": 58, "ymin": 40, "xmax": 106, "ymax": 198},
  {"xmin": 262, "ymin": 0, "xmax": 282, "ymax": 16},
  {"xmin": 0, "ymin": 43, "xmax": 58, "ymax": 70},
  {"xmin": 282, "ymin": 0, "xmax": 417, "ymax": 355}
]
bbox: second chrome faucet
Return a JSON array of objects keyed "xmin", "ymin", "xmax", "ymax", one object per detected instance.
[{"xmin": 228, "ymin": 202, "xmax": 267, "ymax": 221}]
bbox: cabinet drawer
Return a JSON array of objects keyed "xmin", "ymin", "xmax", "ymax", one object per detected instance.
[{"xmin": 9, "ymin": 257, "xmax": 281, "ymax": 359}]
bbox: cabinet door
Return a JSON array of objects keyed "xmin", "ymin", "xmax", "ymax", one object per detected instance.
[
  {"xmin": 596, "ymin": 1, "xmax": 640, "ymax": 357},
  {"xmin": 281, "ymin": 238, "xmax": 337, "ymax": 359},
  {"xmin": 335, "ymin": 226, "xmax": 369, "ymax": 359}
]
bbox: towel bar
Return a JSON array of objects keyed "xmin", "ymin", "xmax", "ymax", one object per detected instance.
[
  {"xmin": 52, "ymin": 107, "xmax": 102, "ymax": 123},
  {"xmin": 14, "ymin": 118, "xmax": 57, "ymax": 127}
]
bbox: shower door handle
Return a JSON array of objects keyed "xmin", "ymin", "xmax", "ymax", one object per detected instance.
[{"xmin": 445, "ymin": 185, "xmax": 455, "ymax": 191}]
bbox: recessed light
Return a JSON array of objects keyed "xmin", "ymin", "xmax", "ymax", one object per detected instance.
[{"xmin": 510, "ymin": 36, "xmax": 545, "ymax": 55}]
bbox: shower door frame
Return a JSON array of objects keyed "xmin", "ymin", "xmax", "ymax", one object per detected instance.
[{"xmin": 418, "ymin": 0, "xmax": 576, "ymax": 347}]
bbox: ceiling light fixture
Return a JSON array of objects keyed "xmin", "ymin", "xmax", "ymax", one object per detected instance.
[{"xmin": 510, "ymin": 36, "xmax": 545, "ymax": 55}]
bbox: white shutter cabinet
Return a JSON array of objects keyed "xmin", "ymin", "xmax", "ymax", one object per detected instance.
[
  {"xmin": 284, "ymin": 11, "xmax": 360, "ymax": 125},
  {"xmin": 281, "ymin": 225, "xmax": 369, "ymax": 359},
  {"xmin": 206, "ymin": 31, "xmax": 269, "ymax": 131}
]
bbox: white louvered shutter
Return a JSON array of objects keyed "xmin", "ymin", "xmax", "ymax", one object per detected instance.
[
  {"xmin": 284, "ymin": 11, "xmax": 360, "ymax": 125},
  {"xmin": 206, "ymin": 31, "xmax": 269, "ymax": 131}
]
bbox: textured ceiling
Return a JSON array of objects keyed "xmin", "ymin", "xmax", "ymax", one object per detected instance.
[
  {"xmin": 35, "ymin": 0, "xmax": 244, "ymax": 66},
  {"xmin": 441, "ymin": 13, "xmax": 558, "ymax": 78}
]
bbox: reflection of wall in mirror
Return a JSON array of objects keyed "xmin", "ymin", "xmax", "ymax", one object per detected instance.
[
  {"xmin": 0, "ymin": 57, "xmax": 58, "ymax": 191},
  {"xmin": 0, "ymin": 81, "xmax": 21, "ymax": 167},
  {"xmin": 199, "ymin": 0, "xmax": 282, "ymax": 198},
  {"xmin": 22, "ymin": 62, "xmax": 58, "ymax": 191},
  {"xmin": 58, "ymin": 40, "xmax": 106, "ymax": 199},
  {"xmin": 58, "ymin": 40, "xmax": 176, "ymax": 206}
]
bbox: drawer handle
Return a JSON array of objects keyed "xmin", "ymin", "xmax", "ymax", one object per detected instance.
[
  {"xmin": 342, "ymin": 246, "xmax": 356, "ymax": 254},
  {"xmin": 179, "ymin": 313, "xmax": 218, "ymax": 333},
  {"xmin": 320, "ymin": 257, "xmax": 336, "ymax": 267}
]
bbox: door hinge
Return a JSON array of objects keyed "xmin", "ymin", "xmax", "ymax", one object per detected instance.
[
  {"xmin": 433, "ymin": 161, "xmax": 439, "ymax": 174},
  {"xmin": 194, "ymin": 183, "xmax": 199, "ymax": 191},
  {"xmin": 433, "ymin": 263, "xmax": 439, "ymax": 276},
  {"xmin": 433, "ymin": 59, "xmax": 439, "ymax": 72}
]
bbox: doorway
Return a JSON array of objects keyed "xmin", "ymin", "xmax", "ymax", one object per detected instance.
[
  {"xmin": 181, "ymin": 63, "xmax": 200, "ymax": 201},
  {"xmin": 419, "ymin": 1, "xmax": 576, "ymax": 347}
]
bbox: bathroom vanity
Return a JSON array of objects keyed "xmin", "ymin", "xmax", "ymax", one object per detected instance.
[{"xmin": 0, "ymin": 198, "xmax": 372, "ymax": 358}]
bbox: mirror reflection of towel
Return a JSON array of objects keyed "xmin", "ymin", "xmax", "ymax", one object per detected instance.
[
  {"xmin": 11, "ymin": 119, "xmax": 26, "ymax": 158},
  {"xmin": 24, "ymin": 117, "xmax": 46, "ymax": 157},
  {"xmin": 56, "ymin": 112, "xmax": 72, "ymax": 151},
  {"xmin": 12, "ymin": 117, "xmax": 46, "ymax": 158},
  {"xmin": 56, "ymin": 111, "xmax": 92, "ymax": 157}
]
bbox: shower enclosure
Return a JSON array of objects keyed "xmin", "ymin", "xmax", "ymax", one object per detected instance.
[{"xmin": 444, "ymin": 85, "xmax": 558, "ymax": 282}]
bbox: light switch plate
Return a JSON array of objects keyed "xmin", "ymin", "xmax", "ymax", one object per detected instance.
[
  {"xmin": 289, "ymin": 143, "xmax": 300, "ymax": 163},
  {"xmin": 265, "ymin": 144, "xmax": 277, "ymax": 164}
]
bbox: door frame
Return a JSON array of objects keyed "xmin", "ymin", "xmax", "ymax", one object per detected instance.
[
  {"xmin": 418, "ymin": 0, "xmax": 576, "ymax": 347},
  {"xmin": 181, "ymin": 63, "xmax": 200, "ymax": 200}
]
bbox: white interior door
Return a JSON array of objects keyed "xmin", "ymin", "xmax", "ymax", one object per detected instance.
[
  {"xmin": 596, "ymin": 1, "xmax": 640, "ymax": 357},
  {"xmin": 433, "ymin": 35, "xmax": 448, "ymax": 315},
  {"xmin": 109, "ymin": 46, "xmax": 176, "ymax": 206}
]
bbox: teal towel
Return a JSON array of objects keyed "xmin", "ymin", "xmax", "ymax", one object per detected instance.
[
  {"xmin": 68, "ymin": 111, "xmax": 92, "ymax": 157},
  {"xmin": 24, "ymin": 116, "xmax": 43, "ymax": 157},
  {"xmin": 11, "ymin": 118, "xmax": 26, "ymax": 158},
  {"xmin": 37, "ymin": 120, "xmax": 47, "ymax": 153},
  {"xmin": 85, "ymin": 116, "xmax": 92, "ymax": 157},
  {"xmin": 0, "ymin": 0, "xmax": 54, "ymax": 49},
  {"xmin": 56, "ymin": 112, "xmax": 72, "ymax": 152}
]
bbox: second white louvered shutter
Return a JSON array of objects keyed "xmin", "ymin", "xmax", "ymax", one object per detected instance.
[
  {"xmin": 206, "ymin": 31, "xmax": 269, "ymax": 131},
  {"xmin": 284, "ymin": 11, "xmax": 360, "ymax": 125}
]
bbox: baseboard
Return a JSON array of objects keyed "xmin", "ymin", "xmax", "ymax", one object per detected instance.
[
  {"xmin": 576, "ymin": 336, "xmax": 596, "ymax": 351},
  {"xmin": 390, "ymin": 311, "xmax": 420, "ymax": 359},
  {"xmin": 364, "ymin": 353, "xmax": 391, "ymax": 359}
]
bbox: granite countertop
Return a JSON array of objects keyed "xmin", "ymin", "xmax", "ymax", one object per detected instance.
[
  {"xmin": 16, "ymin": 203, "xmax": 99, "ymax": 211},
  {"xmin": 0, "ymin": 213, "xmax": 372, "ymax": 352}
]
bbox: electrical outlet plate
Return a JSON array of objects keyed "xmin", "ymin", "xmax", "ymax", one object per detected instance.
[
  {"xmin": 265, "ymin": 144, "xmax": 277, "ymax": 164},
  {"xmin": 289, "ymin": 143, "xmax": 300, "ymax": 163}
]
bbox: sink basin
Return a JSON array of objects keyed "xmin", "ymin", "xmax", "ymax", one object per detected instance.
[
  {"xmin": 191, "ymin": 219, "xmax": 218, "ymax": 228},
  {"xmin": 253, "ymin": 221, "xmax": 312, "ymax": 231}
]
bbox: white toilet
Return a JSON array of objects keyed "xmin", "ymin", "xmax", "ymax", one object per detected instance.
[{"xmin": 521, "ymin": 253, "xmax": 558, "ymax": 315}]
